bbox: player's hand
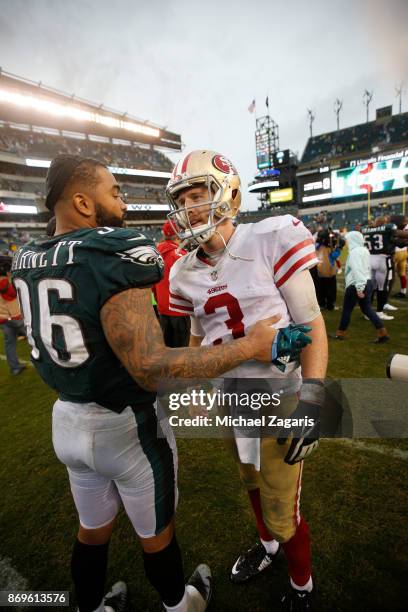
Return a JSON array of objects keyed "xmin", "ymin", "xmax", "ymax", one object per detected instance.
[
  {"xmin": 277, "ymin": 380, "xmax": 324, "ymax": 464},
  {"xmin": 186, "ymin": 386, "xmax": 211, "ymax": 418},
  {"xmin": 246, "ymin": 314, "xmax": 281, "ymax": 362},
  {"xmin": 272, "ymin": 324, "xmax": 312, "ymax": 372}
]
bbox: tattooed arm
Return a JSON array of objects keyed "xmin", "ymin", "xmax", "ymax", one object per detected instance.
[{"xmin": 101, "ymin": 287, "xmax": 280, "ymax": 391}]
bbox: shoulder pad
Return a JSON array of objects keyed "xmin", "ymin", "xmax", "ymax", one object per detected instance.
[
  {"xmin": 81, "ymin": 228, "xmax": 164, "ymax": 276},
  {"xmin": 84, "ymin": 227, "xmax": 154, "ymax": 253},
  {"xmin": 252, "ymin": 215, "xmax": 296, "ymax": 235},
  {"xmin": 170, "ymin": 248, "xmax": 197, "ymax": 277}
]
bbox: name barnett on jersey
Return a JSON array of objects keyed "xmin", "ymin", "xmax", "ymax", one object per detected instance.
[{"xmin": 12, "ymin": 240, "xmax": 82, "ymax": 271}]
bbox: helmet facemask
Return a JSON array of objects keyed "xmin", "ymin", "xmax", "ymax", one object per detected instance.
[{"xmin": 166, "ymin": 173, "xmax": 234, "ymax": 245}]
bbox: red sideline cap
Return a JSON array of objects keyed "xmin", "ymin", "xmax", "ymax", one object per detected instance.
[{"xmin": 162, "ymin": 220, "xmax": 177, "ymax": 238}]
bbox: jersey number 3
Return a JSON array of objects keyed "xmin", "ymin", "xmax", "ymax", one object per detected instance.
[
  {"xmin": 204, "ymin": 292, "xmax": 245, "ymax": 345},
  {"xmin": 14, "ymin": 278, "xmax": 90, "ymax": 368}
]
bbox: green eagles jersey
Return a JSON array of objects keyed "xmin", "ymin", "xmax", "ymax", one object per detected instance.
[
  {"xmin": 361, "ymin": 223, "xmax": 397, "ymax": 255},
  {"xmin": 11, "ymin": 226, "xmax": 164, "ymax": 413}
]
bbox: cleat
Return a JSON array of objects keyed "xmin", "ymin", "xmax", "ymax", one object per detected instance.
[
  {"xmin": 393, "ymin": 292, "xmax": 406, "ymax": 299},
  {"xmin": 383, "ymin": 303, "xmax": 398, "ymax": 311},
  {"xmin": 230, "ymin": 541, "xmax": 280, "ymax": 583},
  {"xmin": 373, "ymin": 335, "xmax": 390, "ymax": 344},
  {"xmin": 280, "ymin": 586, "xmax": 313, "ymax": 611},
  {"xmin": 104, "ymin": 581, "xmax": 127, "ymax": 612},
  {"xmin": 185, "ymin": 564, "xmax": 212, "ymax": 611},
  {"xmin": 376, "ymin": 312, "xmax": 394, "ymax": 321}
]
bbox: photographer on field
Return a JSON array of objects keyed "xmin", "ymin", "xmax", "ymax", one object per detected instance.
[{"xmin": 0, "ymin": 254, "xmax": 26, "ymax": 375}]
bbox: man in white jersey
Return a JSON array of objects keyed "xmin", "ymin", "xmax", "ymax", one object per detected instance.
[{"xmin": 167, "ymin": 150, "xmax": 328, "ymax": 611}]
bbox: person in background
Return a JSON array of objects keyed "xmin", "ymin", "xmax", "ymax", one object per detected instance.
[
  {"xmin": 315, "ymin": 229, "xmax": 343, "ymax": 310},
  {"xmin": 154, "ymin": 221, "xmax": 190, "ymax": 347},
  {"xmin": 331, "ymin": 231, "xmax": 389, "ymax": 343},
  {"xmin": 362, "ymin": 215, "xmax": 408, "ymax": 319},
  {"xmin": 151, "ymin": 289, "xmax": 159, "ymax": 318},
  {"xmin": 391, "ymin": 215, "xmax": 408, "ymax": 299},
  {"xmin": 0, "ymin": 254, "xmax": 26, "ymax": 375}
]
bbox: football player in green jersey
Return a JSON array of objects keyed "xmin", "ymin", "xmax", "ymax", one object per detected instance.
[
  {"xmin": 362, "ymin": 216, "xmax": 408, "ymax": 318},
  {"xmin": 12, "ymin": 155, "xmax": 286, "ymax": 612}
]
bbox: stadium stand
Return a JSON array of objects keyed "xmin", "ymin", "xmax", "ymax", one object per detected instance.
[
  {"xmin": 301, "ymin": 111, "xmax": 408, "ymax": 166},
  {"xmin": 0, "ymin": 124, "xmax": 173, "ymax": 171},
  {"xmin": 0, "ymin": 71, "xmax": 179, "ymax": 252},
  {"xmin": 288, "ymin": 107, "xmax": 408, "ymax": 229}
]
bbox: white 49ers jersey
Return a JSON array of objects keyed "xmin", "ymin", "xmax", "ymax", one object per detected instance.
[{"xmin": 169, "ymin": 215, "xmax": 318, "ymax": 382}]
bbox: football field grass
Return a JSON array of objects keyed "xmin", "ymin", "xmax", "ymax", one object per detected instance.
[{"xmin": 0, "ymin": 288, "xmax": 407, "ymax": 611}]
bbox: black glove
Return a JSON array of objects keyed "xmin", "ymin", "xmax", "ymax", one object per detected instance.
[{"xmin": 277, "ymin": 380, "xmax": 324, "ymax": 464}]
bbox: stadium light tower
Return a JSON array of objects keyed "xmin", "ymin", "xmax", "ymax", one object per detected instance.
[
  {"xmin": 307, "ymin": 108, "xmax": 315, "ymax": 137},
  {"xmin": 334, "ymin": 98, "xmax": 342, "ymax": 131},
  {"xmin": 395, "ymin": 82, "xmax": 404, "ymax": 114},
  {"xmin": 363, "ymin": 89, "xmax": 373, "ymax": 123}
]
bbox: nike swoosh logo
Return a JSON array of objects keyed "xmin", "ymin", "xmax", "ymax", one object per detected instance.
[{"xmin": 292, "ymin": 220, "xmax": 301, "ymax": 226}]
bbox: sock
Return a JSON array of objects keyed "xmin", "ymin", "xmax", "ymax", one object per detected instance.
[
  {"xmin": 261, "ymin": 537, "xmax": 280, "ymax": 555},
  {"xmin": 377, "ymin": 289, "xmax": 388, "ymax": 312},
  {"xmin": 143, "ymin": 535, "xmax": 185, "ymax": 607},
  {"xmin": 290, "ymin": 576, "xmax": 313, "ymax": 593},
  {"xmin": 163, "ymin": 591, "xmax": 187, "ymax": 612},
  {"xmin": 247, "ymin": 488, "xmax": 274, "ymax": 542},
  {"xmin": 71, "ymin": 539, "xmax": 109, "ymax": 612},
  {"xmin": 400, "ymin": 276, "xmax": 407, "ymax": 292},
  {"xmin": 282, "ymin": 517, "xmax": 312, "ymax": 588}
]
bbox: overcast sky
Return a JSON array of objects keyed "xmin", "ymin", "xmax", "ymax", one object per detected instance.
[{"xmin": 0, "ymin": 0, "xmax": 407, "ymax": 210}]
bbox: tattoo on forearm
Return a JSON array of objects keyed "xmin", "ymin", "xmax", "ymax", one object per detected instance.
[{"xmin": 101, "ymin": 288, "xmax": 250, "ymax": 390}]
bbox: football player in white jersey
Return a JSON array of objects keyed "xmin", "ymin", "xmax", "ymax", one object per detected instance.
[{"xmin": 167, "ymin": 150, "xmax": 328, "ymax": 610}]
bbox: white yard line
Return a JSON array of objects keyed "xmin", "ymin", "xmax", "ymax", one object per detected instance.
[
  {"xmin": 0, "ymin": 556, "xmax": 29, "ymax": 612},
  {"xmin": 0, "ymin": 355, "xmax": 32, "ymax": 366},
  {"xmin": 0, "ymin": 555, "xmax": 28, "ymax": 590},
  {"xmin": 325, "ymin": 438, "xmax": 408, "ymax": 459}
]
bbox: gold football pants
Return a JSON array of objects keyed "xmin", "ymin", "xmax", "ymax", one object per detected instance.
[
  {"xmin": 224, "ymin": 394, "xmax": 302, "ymax": 543},
  {"xmin": 394, "ymin": 250, "xmax": 408, "ymax": 277}
]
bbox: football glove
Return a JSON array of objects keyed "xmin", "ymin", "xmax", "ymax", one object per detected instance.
[
  {"xmin": 277, "ymin": 380, "xmax": 325, "ymax": 465},
  {"xmin": 271, "ymin": 324, "xmax": 312, "ymax": 372}
]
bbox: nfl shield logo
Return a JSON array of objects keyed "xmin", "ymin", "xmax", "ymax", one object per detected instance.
[{"xmin": 210, "ymin": 270, "xmax": 218, "ymax": 281}]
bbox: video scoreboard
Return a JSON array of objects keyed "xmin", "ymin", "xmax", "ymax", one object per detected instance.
[{"xmin": 297, "ymin": 148, "xmax": 408, "ymax": 205}]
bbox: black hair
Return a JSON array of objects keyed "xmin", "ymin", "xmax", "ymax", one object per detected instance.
[
  {"xmin": 0, "ymin": 255, "xmax": 12, "ymax": 276},
  {"xmin": 45, "ymin": 155, "xmax": 107, "ymax": 211},
  {"xmin": 390, "ymin": 214, "xmax": 406, "ymax": 230},
  {"xmin": 46, "ymin": 216, "xmax": 57, "ymax": 237}
]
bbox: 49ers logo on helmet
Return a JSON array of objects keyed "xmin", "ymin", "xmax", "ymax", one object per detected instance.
[{"xmin": 212, "ymin": 154, "xmax": 237, "ymax": 175}]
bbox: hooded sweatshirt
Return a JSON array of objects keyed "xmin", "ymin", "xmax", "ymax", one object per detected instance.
[{"xmin": 344, "ymin": 231, "xmax": 371, "ymax": 293}]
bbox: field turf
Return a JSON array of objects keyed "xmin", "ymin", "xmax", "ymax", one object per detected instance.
[{"xmin": 0, "ymin": 284, "xmax": 407, "ymax": 611}]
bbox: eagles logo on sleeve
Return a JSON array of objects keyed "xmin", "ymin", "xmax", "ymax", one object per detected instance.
[{"xmin": 116, "ymin": 245, "xmax": 165, "ymax": 270}]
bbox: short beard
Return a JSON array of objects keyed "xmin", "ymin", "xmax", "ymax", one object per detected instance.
[{"xmin": 95, "ymin": 202, "xmax": 125, "ymax": 228}]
